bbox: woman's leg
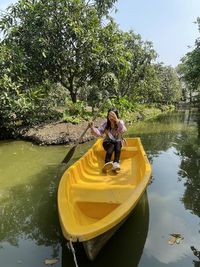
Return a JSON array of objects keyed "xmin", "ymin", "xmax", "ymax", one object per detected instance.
[
  {"xmin": 103, "ymin": 141, "xmax": 115, "ymax": 163},
  {"xmin": 113, "ymin": 141, "xmax": 122, "ymax": 163}
]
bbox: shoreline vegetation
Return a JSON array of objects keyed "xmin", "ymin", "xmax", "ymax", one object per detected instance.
[{"xmin": 1, "ymin": 104, "xmax": 174, "ymax": 145}]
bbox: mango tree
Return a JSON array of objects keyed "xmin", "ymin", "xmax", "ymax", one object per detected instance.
[{"xmin": 0, "ymin": 0, "xmax": 122, "ymax": 103}]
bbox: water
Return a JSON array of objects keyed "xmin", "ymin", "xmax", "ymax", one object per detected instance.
[{"xmin": 0, "ymin": 109, "xmax": 200, "ymax": 267}]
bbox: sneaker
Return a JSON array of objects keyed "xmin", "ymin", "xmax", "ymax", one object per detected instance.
[
  {"xmin": 112, "ymin": 162, "xmax": 121, "ymax": 172},
  {"xmin": 102, "ymin": 162, "xmax": 113, "ymax": 172}
]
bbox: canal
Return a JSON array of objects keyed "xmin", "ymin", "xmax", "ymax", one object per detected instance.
[{"xmin": 0, "ymin": 109, "xmax": 200, "ymax": 267}]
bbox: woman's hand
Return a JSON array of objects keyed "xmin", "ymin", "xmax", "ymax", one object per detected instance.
[
  {"xmin": 104, "ymin": 129, "xmax": 108, "ymax": 135},
  {"xmin": 88, "ymin": 121, "xmax": 94, "ymax": 128},
  {"xmin": 109, "ymin": 111, "xmax": 119, "ymax": 123}
]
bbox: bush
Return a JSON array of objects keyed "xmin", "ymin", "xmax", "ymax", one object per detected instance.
[
  {"xmin": 64, "ymin": 99, "xmax": 86, "ymax": 116},
  {"xmin": 0, "ymin": 76, "xmax": 63, "ymax": 132},
  {"xmin": 105, "ymin": 96, "xmax": 138, "ymax": 118}
]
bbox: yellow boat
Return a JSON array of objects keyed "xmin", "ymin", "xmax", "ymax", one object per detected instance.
[{"xmin": 58, "ymin": 137, "xmax": 151, "ymax": 260}]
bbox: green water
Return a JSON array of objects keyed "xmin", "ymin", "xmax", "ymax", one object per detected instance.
[{"xmin": 0, "ymin": 109, "xmax": 200, "ymax": 267}]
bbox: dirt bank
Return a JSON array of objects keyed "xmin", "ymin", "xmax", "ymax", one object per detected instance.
[{"xmin": 18, "ymin": 118, "xmax": 105, "ymax": 145}]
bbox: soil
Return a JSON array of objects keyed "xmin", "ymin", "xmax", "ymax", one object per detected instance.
[{"xmin": 18, "ymin": 118, "xmax": 105, "ymax": 145}]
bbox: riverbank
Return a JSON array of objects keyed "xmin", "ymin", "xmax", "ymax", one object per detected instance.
[
  {"xmin": 17, "ymin": 118, "xmax": 104, "ymax": 145},
  {"xmin": 14, "ymin": 105, "xmax": 173, "ymax": 145}
]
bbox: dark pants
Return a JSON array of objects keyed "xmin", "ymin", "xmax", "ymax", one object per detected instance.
[{"xmin": 103, "ymin": 140, "xmax": 122, "ymax": 164}]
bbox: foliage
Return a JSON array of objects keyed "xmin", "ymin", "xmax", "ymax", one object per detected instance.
[
  {"xmin": 84, "ymin": 84, "xmax": 103, "ymax": 111},
  {"xmin": 0, "ymin": 0, "xmax": 185, "ymax": 133},
  {"xmin": 155, "ymin": 64, "xmax": 182, "ymax": 104},
  {"xmin": 103, "ymin": 96, "xmax": 137, "ymax": 118},
  {"xmin": 63, "ymin": 98, "xmax": 91, "ymax": 123},
  {"xmin": 176, "ymin": 113, "xmax": 200, "ymax": 217},
  {"xmin": 116, "ymin": 31, "xmax": 157, "ymax": 100},
  {"xmin": 178, "ymin": 17, "xmax": 200, "ymax": 103},
  {"xmin": 0, "ymin": 0, "xmax": 125, "ymax": 104},
  {"xmin": 88, "ymin": 0, "xmax": 118, "ymax": 17},
  {"xmin": 0, "ymin": 72, "xmax": 61, "ymax": 130},
  {"xmin": 135, "ymin": 64, "xmax": 161, "ymax": 103},
  {"xmin": 64, "ymin": 99, "xmax": 86, "ymax": 116}
]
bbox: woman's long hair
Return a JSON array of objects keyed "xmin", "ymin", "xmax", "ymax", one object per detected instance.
[{"xmin": 105, "ymin": 107, "xmax": 119, "ymax": 131}]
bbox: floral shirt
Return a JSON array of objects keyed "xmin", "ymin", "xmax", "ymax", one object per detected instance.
[{"xmin": 91, "ymin": 120, "xmax": 127, "ymax": 141}]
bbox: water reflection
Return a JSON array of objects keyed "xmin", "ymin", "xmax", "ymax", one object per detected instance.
[
  {"xmin": 175, "ymin": 112, "xmax": 200, "ymax": 217},
  {"xmin": 143, "ymin": 190, "xmax": 200, "ymax": 265},
  {"xmin": 62, "ymin": 192, "xmax": 149, "ymax": 267},
  {"xmin": 133, "ymin": 110, "xmax": 200, "ymax": 267},
  {"xmin": 128, "ymin": 110, "xmax": 197, "ymax": 159},
  {"xmin": 191, "ymin": 246, "xmax": 200, "ymax": 267},
  {"xmin": 0, "ymin": 163, "xmax": 62, "ymax": 252},
  {"xmin": 0, "ymin": 142, "xmax": 66, "ymax": 267}
]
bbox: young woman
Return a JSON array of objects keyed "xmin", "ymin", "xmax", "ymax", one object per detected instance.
[{"xmin": 89, "ymin": 107, "xmax": 127, "ymax": 172}]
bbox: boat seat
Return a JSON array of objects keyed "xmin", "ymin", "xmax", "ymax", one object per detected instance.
[
  {"xmin": 71, "ymin": 184, "xmax": 135, "ymax": 204},
  {"xmin": 94, "ymin": 146, "xmax": 138, "ymax": 159},
  {"xmin": 94, "ymin": 146, "xmax": 138, "ymax": 153},
  {"xmin": 122, "ymin": 147, "xmax": 138, "ymax": 152}
]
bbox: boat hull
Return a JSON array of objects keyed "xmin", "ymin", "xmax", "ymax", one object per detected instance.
[
  {"xmin": 83, "ymin": 215, "xmax": 127, "ymax": 260},
  {"xmin": 62, "ymin": 192, "xmax": 149, "ymax": 264},
  {"xmin": 58, "ymin": 138, "xmax": 151, "ymax": 260}
]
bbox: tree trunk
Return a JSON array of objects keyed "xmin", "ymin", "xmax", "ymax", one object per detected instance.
[
  {"xmin": 190, "ymin": 90, "xmax": 192, "ymax": 104},
  {"xmin": 69, "ymin": 76, "xmax": 77, "ymax": 103},
  {"xmin": 70, "ymin": 91, "xmax": 77, "ymax": 103},
  {"xmin": 60, "ymin": 77, "xmax": 77, "ymax": 103}
]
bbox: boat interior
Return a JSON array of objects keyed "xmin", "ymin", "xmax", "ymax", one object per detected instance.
[{"xmin": 63, "ymin": 138, "xmax": 148, "ymax": 225}]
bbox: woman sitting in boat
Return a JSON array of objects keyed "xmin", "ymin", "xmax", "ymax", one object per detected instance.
[{"xmin": 89, "ymin": 107, "xmax": 127, "ymax": 172}]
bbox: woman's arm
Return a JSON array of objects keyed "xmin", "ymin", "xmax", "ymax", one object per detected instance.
[
  {"xmin": 90, "ymin": 121, "xmax": 107, "ymax": 137},
  {"xmin": 117, "ymin": 120, "xmax": 127, "ymax": 134}
]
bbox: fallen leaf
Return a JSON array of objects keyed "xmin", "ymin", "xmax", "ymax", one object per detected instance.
[
  {"xmin": 176, "ymin": 236, "xmax": 184, "ymax": 244},
  {"xmin": 170, "ymin": 233, "xmax": 182, "ymax": 238},
  {"xmin": 168, "ymin": 233, "xmax": 184, "ymax": 245},
  {"xmin": 44, "ymin": 258, "xmax": 58, "ymax": 265},
  {"xmin": 168, "ymin": 236, "xmax": 176, "ymax": 245}
]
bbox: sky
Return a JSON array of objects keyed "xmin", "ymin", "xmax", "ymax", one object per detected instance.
[
  {"xmin": 1, "ymin": 0, "xmax": 200, "ymax": 67},
  {"xmin": 112, "ymin": 0, "xmax": 200, "ymax": 67}
]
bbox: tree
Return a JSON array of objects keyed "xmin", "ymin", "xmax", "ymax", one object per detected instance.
[
  {"xmin": 116, "ymin": 31, "xmax": 157, "ymax": 101},
  {"xmin": 155, "ymin": 64, "xmax": 182, "ymax": 104},
  {"xmin": 179, "ymin": 17, "xmax": 200, "ymax": 104},
  {"xmin": 88, "ymin": 0, "xmax": 118, "ymax": 17},
  {"xmin": 137, "ymin": 64, "xmax": 161, "ymax": 103},
  {"xmin": 0, "ymin": 0, "xmax": 123, "ymax": 103}
]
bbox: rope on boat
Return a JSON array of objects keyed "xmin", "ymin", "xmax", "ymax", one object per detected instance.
[{"xmin": 68, "ymin": 240, "xmax": 79, "ymax": 267}]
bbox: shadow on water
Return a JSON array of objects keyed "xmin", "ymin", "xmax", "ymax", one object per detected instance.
[
  {"xmin": 62, "ymin": 192, "xmax": 149, "ymax": 267},
  {"xmin": 0, "ymin": 162, "xmax": 64, "ymax": 265}
]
